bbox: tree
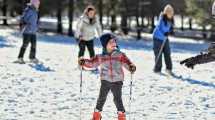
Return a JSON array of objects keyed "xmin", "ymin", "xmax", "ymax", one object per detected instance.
[
  {"xmin": 57, "ymin": 1, "xmax": 63, "ymax": 34},
  {"xmin": 186, "ymin": 0, "xmax": 214, "ymax": 28},
  {"xmin": 98, "ymin": 0, "xmax": 103, "ymax": 28},
  {"xmin": 120, "ymin": 0, "xmax": 129, "ymax": 35},
  {"xmin": 68, "ymin": 0, "xmax": 74, "ymax": 36},
  {"xmin": 169, "ymin": 0, "xmax": 186, "ymax": 30},
  {"xmin": 110, "ymin": 0, "xmax": 118, "ymax": 32},
  {"xmin": 135, "ymin": 0, "xmax": 141, "ymax": 39},
  {"xmin": 186, "ymin": 0, "xmax": 214, "ymax": 39},
  {"xmin": 150, "ymin": 0, "xmax": 160, "ymax": 33},
  {"xmin": 2, "ymin": 0, "xmax": 8, "ymax": 25},
  {"xmin": 39, "ymin": 0, "xmax": 67, "ymax": 34}
]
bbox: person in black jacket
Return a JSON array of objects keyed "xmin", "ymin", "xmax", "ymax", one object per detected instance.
[{"xmin": 180, "ymin": 42, "xmax": 215, "ymax": 69}]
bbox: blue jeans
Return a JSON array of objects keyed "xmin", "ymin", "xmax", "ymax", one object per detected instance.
[{"xmin": 153, "ymin": 38, "xmax": 172, "ymax": 72}]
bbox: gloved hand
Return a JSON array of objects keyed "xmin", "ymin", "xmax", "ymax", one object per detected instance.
[
  {"xmin": 75, "ymin": 36, "xmax": 84, "ymax": 43},
  {"xmin": 19, "ymin": 21, "xmax": 26, "ymax": 31},
  {"xmin": 185, "ymin": 62, "xmax": 195, "ymax": 69},
  {"xmin": 78, "ymin": 58, "xmax": 85, "ymax": 66},
  {"xmin": 180, "ymin": 57, "xmax": 195, "ymax": 69},
  {"xmin": 129, "ymin": 64, "xmax": 136, "ymax": 74},
  {"xmin": 164, "ymin": 32, "xmax": 169, "ymax": 36}
]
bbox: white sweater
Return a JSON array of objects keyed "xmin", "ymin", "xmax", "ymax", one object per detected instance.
[{"xmin": 75, "ymin": 15, "xmax": 102, "ymax": 41}]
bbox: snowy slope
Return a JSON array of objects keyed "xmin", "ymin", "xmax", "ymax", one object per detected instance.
[{"xmin": 1, "ymin": 28, "xmax": 215, "ymax": 120}]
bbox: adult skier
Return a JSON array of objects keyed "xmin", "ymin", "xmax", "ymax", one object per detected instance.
[
  {"xmin": 15, "ymin": 0, "xmax": 40, "ymax": 64},
  {"xmin": 75, "ymin": 5, "xmax": 102, "ymax": 61},
  {"xmin": 152, "ymin": 4, "xmax": 174, "ymax": 74}
]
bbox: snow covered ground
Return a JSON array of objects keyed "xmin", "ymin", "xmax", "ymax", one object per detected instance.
[{"xmin": 1, "ymin": 28, "xmax": 215, "ymax": 120}]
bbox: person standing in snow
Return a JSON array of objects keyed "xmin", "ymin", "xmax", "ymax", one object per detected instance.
[
  {"xmin": 152, "ymin": 4, "xmax": 174, "ymax": 74},
  {"xmin": 15, "ymin": 0, "xmax": 40, "ymax": 64},
  {"xmin": 75, "ymin": 5, "xmax": 102, "ymax": 61},
  {"xmin": 78, "ymin": 33, "xmax": 136, "ymax": 120}
]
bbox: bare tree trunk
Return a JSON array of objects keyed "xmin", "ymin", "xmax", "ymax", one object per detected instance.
[
  {"xmin": 107, "ymin": 11, "xmax": 110, "ymax": 27},
  {"xmin": 111, "ymin": 15, "xmax": 117, "ymax": 32},
  {"xmin": 141, "ymin": 0, "xmax": 145, "ymax": 28},
  {"xmin": 57, "ymin": 1, "xmax": 63, "ymax": 34},
  {"xmin": 68, "ymin": 0, "xmax": 74, "ymax": 36},
  {"xmin": 189, "ymin": 17, "xmax": 192, "ymax": 30},
  {"xmin": 2, "ymin": 0, "xmax": 8, "ymax": 25},
  {"xmin": 110, "ymin": 0, "xmax": 117, "ymax": 32},
  {"xmin": 136, "ymin": 0, "xmax": 141, "ymax": 39},
  {"xmin": 98, "ymin": 0, "xmax": 103, "ymax": 29},
  {"xmin": 150, "ymin": 16, "xmax": 155, "ymax": 33},
  {"xmin": 121, "ymin": 0, "xmax": 129, "ymax": 35},
  {"xmin": 147, "ymin": 17, "xmax": 150, "ymax": 27},
  {"xmin": 150, "ymin": 0, "xmax": 156, "ymax": 33},
  {"xmin": 22, "ymin": 0, "xmax": 28, "ymax": 10},
  {"xmin": 128, "ymin": 17, "xmax": 131, "ymax": 29},
  {"xmin": 141, "ymin": 16, "xmax": 145, "ymax": 28},
  {"xmin": 202, "ymin": 26, "xmax": 207, "ymax": 39},
  {"xmin": 181, "ymin": 14, "xmax": 184, "ymax": 31}
]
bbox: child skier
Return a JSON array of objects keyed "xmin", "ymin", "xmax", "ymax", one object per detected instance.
[
  {"xmin": 15, "ymin": 0, "xmax": 40, "ymax": 64},
  {"xmin": 78, "ymin": 33, "xmax": 136, "ymax": 120}
]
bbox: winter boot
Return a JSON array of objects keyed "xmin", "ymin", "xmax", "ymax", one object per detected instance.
[
  {"xmin": 166, "ymin": 69, "xmax": 174, "ymax": 76},
  {"xmin": 14, "ymin": 58, "xmax": 25, "ymax": 64},
  {"xmin": 118, "ymin": 112, "xmax": 126, "ymax": 120},
  {"xmin": 92, "ymin": 111, "xmax": 102, "ymax": 120},
  {"xmin": 30, "ymin": 58, "xmax": 39, "ymax": 64}
]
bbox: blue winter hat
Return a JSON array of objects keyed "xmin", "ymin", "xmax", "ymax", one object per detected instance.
[{"xmin": 100, "ymin": 33, "xmax": 117, "ymax": 49}]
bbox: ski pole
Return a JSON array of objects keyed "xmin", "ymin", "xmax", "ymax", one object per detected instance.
[
  {"xmin": 154, "ymin": 37, "xmax": 168, "ymax": 70},
  {"xmin": 129, "ymin": 73, "xmax": 134, "ymax": 120},
  {"xmin": 79, "ymin": 67, "xmax": 83, "ymax": 120}
]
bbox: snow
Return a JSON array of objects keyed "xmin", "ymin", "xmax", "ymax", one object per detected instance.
[{"xmin": 1, "ymin": 28, "xmax": 215, "ymax": 120}]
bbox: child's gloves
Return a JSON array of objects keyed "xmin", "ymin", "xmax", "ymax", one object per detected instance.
[
  {"xmin": 78, "ymin": 58, "xmax": 85, "ymax": 66},
  {"xmin": 129, "ymin": 64, "xmax": 136, "ymax": 74}
]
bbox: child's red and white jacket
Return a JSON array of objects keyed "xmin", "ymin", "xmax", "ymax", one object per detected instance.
[{"xmin": 83, "ymin": 50, "xmax": 133, "ymax": 83}]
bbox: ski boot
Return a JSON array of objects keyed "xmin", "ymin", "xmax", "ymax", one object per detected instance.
[
  {"xmin": 118, "ymin": 112, "xmax": 126, "ymax": 120},
  {"xmin": 92, "ymin": 111, "xmax": 102, "ymax": 120}
]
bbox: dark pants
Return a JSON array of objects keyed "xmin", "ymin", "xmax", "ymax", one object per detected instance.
[
  {"xmin": 96, "ymin": 80, "xmax": 125, "ymax": 112},
  {"xmin": 18, "ymin": 34, "xmax": 37, "ymax": 59},
  {"xmin": 153, "ymin": 38, "xmax": 172, "ymax": 72},
  {"xmin": 78, "ymin": 40, "xmax": 95, "ymax": 58}
]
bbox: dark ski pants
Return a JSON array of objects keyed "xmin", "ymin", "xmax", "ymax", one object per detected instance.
[
  {"xmin": 78, "ymin": 39, "xmax": 95, "ymax": 58},
  {"xmin": 153, "ymin": 38, "xmax": 172, "ymax": 72},
  {"xmin": 18, "ymin": 34, "xmax": 37, "ymax": 59},
  {"xmin": 96, "ymin": 80, "xmax": 125, "ymax": 112}
]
